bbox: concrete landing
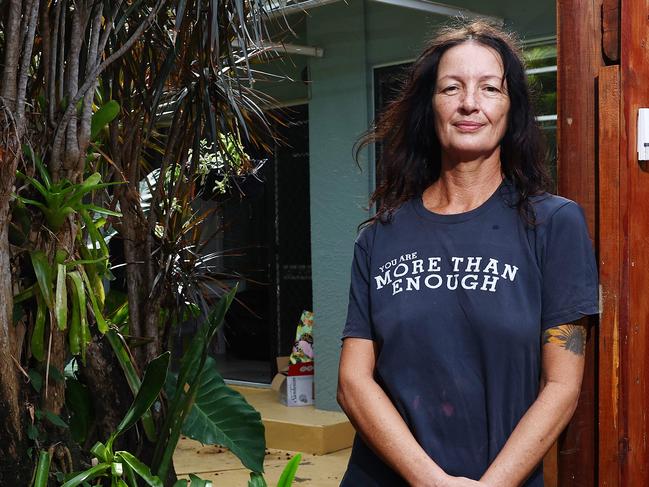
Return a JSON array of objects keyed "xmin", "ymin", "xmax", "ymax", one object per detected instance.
[
  {"xmin": 173, "ymin": 384, "xmax": 354, "ymax": 485},
  {"xmin": 230, "ymin": 385, "xmax": 355, "ymax": 455},
  {"xmin": 174, "ymin": 438, "xmax": 351, "ymax": 486}
]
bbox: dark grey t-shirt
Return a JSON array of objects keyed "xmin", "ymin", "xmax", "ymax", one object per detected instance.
[{"xmin": 340, "ymin": 182, "xmax": 599, "ymax": 486}]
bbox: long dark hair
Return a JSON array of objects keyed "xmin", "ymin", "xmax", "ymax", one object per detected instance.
[{"xmin": 356, "ymin": 19, "xmax": 551, "ymax": 223}]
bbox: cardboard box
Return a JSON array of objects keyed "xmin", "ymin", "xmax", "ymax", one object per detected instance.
[{"xmin": 271, "ymin": 357, "xmax": 314, "ymax": 406}]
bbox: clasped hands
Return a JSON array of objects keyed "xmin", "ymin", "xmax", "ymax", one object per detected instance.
[
  {"xmin": 414, "ymin": 473, "xmax": 497, "ymax": 487},
  {"xmin": 437, "ymin": 476, "xmax": 493, "ymax": 487}
]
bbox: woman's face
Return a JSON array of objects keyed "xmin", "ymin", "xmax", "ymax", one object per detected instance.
[{"xmin": 432, "ymin": 41, "xmax": 511, "ymax": 162}]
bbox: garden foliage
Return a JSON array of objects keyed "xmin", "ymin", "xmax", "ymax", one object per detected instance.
[{"xmin": 0, "ymin": 0, "xmax": 300, "ymax": 485}]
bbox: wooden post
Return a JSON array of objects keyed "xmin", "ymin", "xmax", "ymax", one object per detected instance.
[
  {"xmin": 619, "ymin": 0, "xmax": 649, "ymax": 483},
  {"xmin": 597, "ymin": 65, "xmax": 622, "ymax": 487},
  {"xmin": 556, "ymin": 0, "xmax": 603, "ymax": 484},
  {"xmin": 560, "ymin": 0, "xmax": 649, "ymax": 484}
]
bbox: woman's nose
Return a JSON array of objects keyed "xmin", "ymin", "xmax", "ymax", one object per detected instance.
[{"xmin": 459, "ymin": 89, "xmax": 479, "ymax": 112}]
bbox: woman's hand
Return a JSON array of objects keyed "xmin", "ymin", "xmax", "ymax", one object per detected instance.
[{"xmin": 430, "ymin": 475, "xmax": 491, "ymax": 487}]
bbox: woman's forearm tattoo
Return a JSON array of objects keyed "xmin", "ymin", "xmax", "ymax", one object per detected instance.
[{"xmin": 543, "ymin": 324, "xmax": 587, "ymax": 356}]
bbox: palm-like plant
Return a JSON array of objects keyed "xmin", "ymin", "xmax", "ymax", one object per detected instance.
[
  {"xmin": 103, "ymin": 0, "xmax": 276, "ymax": 368},
  {"xmin": 0, "ymin": 0, "xmax": 284, "ymax": 483}
]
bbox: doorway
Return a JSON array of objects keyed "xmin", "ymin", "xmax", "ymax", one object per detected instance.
[{"xmin": 215, "ymin": 104, "xmax": 313, "ymax": 384}]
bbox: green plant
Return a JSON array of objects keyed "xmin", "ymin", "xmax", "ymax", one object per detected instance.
[
  {"xmin": 172, "ymin": 474, "xmax": 214, "ymax": 487},
  {"xmin": 152, "ymin": 286, "xmax": 266, "ymax": 481},
  {"xmin": 33, "ymin": 450, "xmax": 51, "ymax": 487},
  {"xmin": 32, "ymin": 287, "xmax": 268, "ymax": 486},
  {"xmin": 13, "ymin": 147, "xmax": 121, "ymax": 365},
  {"xmin": 16, "ymin": 150, "xmax": 120, "ymax": 233},
  {"xmin": 248, "ymin": 453, "xmax": 303, "ymax": 487},
  {"xmin": 14, "ymin": 246, "xmax": 113, "ymax": 365},
  {"xmin": 168, "ymin": 355, "xmax": 266, "ymax": 469},
  {"xmin": 0, "ymin": 0, "xmax": 279, "ymax": 478},
  {"xmin": 59, "ymin": 352, "xmax": 170, "ymax": 487}
]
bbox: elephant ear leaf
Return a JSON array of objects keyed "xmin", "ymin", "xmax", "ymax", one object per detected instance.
[
  {"xmin": 91, "ymin": 100, "xmax": 120, "ymax": 141},
  {"xmin": 177, "ymin": 356, "xmax": 266, "ymax": 473}
]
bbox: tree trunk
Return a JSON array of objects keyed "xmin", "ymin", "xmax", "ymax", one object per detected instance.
[
  {"xmin": 0, "ymin": 144, "xmax": 30, "ymax": 482},
  {"xmin": 0, "ymin": 0, "xmax": 36, "ymax": 478},
  {"xmin": 42, "ymin": 228, "xmax": 76, "ymax": 426},
  {"xmin": 80, "ymin": 336, "xmax": 135, "ymax": 448},
  {"xmin": 119, "ymin": 188, "xmax": 151, "ymax": 369}
]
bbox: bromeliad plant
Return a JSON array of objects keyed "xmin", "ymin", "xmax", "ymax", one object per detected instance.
[
  {"xmin": 14, "ymin": 249, "xmax": 111, "ymax": 364},
  {"xmin": 16, "ymin": 167, "xmax": 119, "ymax": 233},
  {"xmin": 13, "ymin": 154, "xmax": 120, "ymax": 364},
  {"xmin": 17, "ymin": 96, "xmax": 121, "ymax": 234}
]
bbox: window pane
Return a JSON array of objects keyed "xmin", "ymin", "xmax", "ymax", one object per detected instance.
[{"xmin": 524, "ymin": 42, "xmax": 557, "ymax": 187}]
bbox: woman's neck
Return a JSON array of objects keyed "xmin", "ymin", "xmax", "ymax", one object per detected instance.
[{"xmin": 423, "ymin": 155, "xmax": 503, "ymax": 215}]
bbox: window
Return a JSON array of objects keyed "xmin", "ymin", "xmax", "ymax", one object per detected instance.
[{"xmin": 524, "ymin": 41, "xmax": 558, "ymax": 187}]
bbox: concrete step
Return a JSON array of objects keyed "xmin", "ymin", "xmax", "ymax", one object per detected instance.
[{"xmin": 231, "ymin": 385, "xmax": 355, "ymax": 455}]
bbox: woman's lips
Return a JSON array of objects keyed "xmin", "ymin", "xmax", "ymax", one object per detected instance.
[{"xmin": 453, "ymin": 121, "xmax": 484, "ymax": 132}]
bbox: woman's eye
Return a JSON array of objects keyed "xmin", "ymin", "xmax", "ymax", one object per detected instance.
[
  {"xmin": 483, "ymin": 85, "xmax": 500, "ymax": 94},
  {"xmin": 442, "ymin": 86, "xmax": 459, "ymax": 94}
]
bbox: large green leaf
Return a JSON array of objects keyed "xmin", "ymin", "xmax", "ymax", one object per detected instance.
[
  {"xmin": 55, "ymin": 263, "xmax": 68, "ymax": 330},
  {"xmin": 173, "ymin": 287, "xmax": 237, "ymax": 400},
  {"xmin": 68, "ymin": 271, "xmax": 88, "ymax": 361},
  {"xmin": 178, "ymin": 356, "xmax": 265, "ymax": 473},
  {"xmin": 112, "ymin": 351, "xmax": 170, "ymax": 442},
  {"xmin": 90, "ymin": 100, "xmax": 120, "ymax": 140},
  {"xmin": 68, "ymin": 276, "xmax": 81, "ymax": 356},
  {"xmin": 31, "ymin": 250, "xmax": 54, "ymax": 308}
]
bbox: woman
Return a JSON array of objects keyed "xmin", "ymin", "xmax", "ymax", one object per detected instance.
[{"xmin": 337, "ymin": 20, "xmax": 599, "ymax": 487}]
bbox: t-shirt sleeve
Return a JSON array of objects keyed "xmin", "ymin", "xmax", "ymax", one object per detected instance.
[
  {"xmin": 541, "ymin": 201, "xmax": 599, "ymax": 330},
  {"xmin": 341, "ymin": 233, "xmax": 374, "ymax": 341}
]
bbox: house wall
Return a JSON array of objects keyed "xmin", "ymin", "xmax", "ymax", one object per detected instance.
[
  {"xmin": 258, "ymin": 0, "xmax": 556, "ymax": 411},
  {"xmin": 254, "ymin": 17, "xmax": 310, "ymax": 103}
]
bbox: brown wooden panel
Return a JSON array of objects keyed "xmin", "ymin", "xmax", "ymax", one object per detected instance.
[
  {"xmin": 556, "ymin": 0, "xmax": 604, "ymax": 484},
  {"xmin": 597, "ymin": 64, "xmax": 621, "ymax": 487},
  {"xmin": 619, "ymin": 0, "xmax": 649, "ymax": 484},
  {"xmin": 543, "ymin": 442, "xmax": 559, "ymax": 487},
  {"xmin": 557, "ymin": 0, "xmax": 602, "ymax": 222},
  {"xmin": 602, "ymin": 0, "xmax": 621, "ymax": 62}
]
